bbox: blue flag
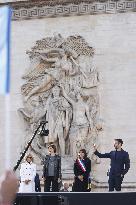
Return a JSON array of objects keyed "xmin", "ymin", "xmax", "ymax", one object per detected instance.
[{"xmin": 0, "ymin": 6, "xmax": 11, "ymax": 94}]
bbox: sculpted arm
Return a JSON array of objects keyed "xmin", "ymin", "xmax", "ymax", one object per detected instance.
[
  {"xmin": 85, "ymin": 104, "xmax": 92, "ymax": 128},
  {"xmin": 70, "ymin": 56, "xmax": 87, "ymax": 78},
  {"xmin": 60, "ymin": 86, "xmax": 75, "ymax": 106}
]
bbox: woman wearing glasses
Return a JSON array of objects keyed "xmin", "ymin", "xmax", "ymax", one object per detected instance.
[{"xmin": 19, "ymin": 153, "xmax": 36, "ymax": 193}]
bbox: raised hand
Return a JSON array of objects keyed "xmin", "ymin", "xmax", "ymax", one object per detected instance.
[{"xmin": 93, "ymin": 143, "xmax": 97, "ymax": 151}]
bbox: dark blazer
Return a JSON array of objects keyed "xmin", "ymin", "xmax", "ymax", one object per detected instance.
[
  {"xmin": 43, "ymin": 154, "xmax": 61, "ymax": 179},
  {"xmin": 74, "ymin": 157, "xmax": 91, "ymax": 180},
  {"xmin": 94, "ymin": 149, "xmax": 130, "ymax": 176}
]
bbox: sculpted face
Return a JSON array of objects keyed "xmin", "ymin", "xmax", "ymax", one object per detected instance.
[{"xmin": 77, "ymin": 92, "xmax": 82, "ymax": 101}]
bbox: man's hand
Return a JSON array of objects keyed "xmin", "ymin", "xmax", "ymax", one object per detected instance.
[{"xmin": 0, "ymin": 170, "xmax": 18, "ymax": 204}]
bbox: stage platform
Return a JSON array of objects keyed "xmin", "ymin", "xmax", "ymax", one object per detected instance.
[{"xmin": 14, "ymin": 192, "xmax": 136, "ymax": 205}]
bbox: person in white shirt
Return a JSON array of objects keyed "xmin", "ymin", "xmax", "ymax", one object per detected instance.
[{"xmin": 19, "ymin": 153, "xmax": 36, "ymax": 193}]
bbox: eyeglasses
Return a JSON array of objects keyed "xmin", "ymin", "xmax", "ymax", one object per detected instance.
[{"xmin": 48, "ymin": 144, "xmax": 54, "ymax": 148}]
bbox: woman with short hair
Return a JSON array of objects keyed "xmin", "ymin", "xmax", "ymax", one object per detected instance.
[
  {"xmin": 43, "ymin": 144, "xmax": 61, "ymax": 192},
  {"xmin": 19, "ymin": 153, "xmax": 36, "ymax": 193}
]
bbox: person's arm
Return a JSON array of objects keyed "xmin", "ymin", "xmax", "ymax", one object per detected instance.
[
  {"xmin": 58, "ymin": 156, "xmax": 61, "ymax": 179},
  {"xmin": 73, "ymin": 160, "xmax": 83, "ymax": 181},
  {"xmin": 122, "ymin": 152, "xmax": 130, "ymax": 176},
  {"xmin": 20, "ymin": 163, "xmax": 26, "ymax": 182},
  {"xmin": 93, "ymin": 144, "xmax": 111, "ymax": 158},
  {"xmin": 43, "ymin": 156, "xmax": 48, "ymax": 178},
  {"xmin": 73, "ymin": 161, "xmax": 79, "ymax": 177},
  {"xmin": 94, "ymin": 150, "xmax": 111, "ymax": 158},
  {"xmin": 85, "ymin": 105, "xmax": 92, "ymax": 129},
  {"xmin": 33, "ymin": 164, "xmax": 36, "ymax": 180},
  {"xmin": 70, "ymin": 56, "xmax": 79, "ymax": 67},
  {"xmin": 70, "ymin": 56, "xmax": 87, "ymax": 78}
]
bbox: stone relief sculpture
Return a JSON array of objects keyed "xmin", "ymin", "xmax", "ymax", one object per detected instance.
[
  {"xmin": 60, "ymin": 85, "xmax": 91, "ymax": 158},
  {"xmin": 19, "ymin": 34, "xmax": 102, "ymax": 166}
]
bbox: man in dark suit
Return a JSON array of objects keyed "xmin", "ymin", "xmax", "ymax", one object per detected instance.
[{"xmin": 93, "ymin": 139, "xmax": 130, "ymax": 191}]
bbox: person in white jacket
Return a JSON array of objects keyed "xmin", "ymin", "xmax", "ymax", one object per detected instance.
[{"xmin": 19, "ymin": 153, "xmax": 36, "ymax": 193}]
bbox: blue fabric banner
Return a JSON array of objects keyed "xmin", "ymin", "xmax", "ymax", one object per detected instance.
[{"xmin": 0, "ymin": 6, "xmax": 11, "ymax": 94}]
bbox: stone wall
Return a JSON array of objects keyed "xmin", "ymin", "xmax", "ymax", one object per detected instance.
[{"xmin": 0, "ymin": 2, "xmax": 136, "ymax": 190}]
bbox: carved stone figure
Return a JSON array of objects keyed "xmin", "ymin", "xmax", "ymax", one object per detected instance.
[
  {"xmin": 61, "ymin": 86, "xmax": 92, "ymax": 158},
  {"xmin": 43, "ymin": 85, "xmax": 72, "ymax": 155}
]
